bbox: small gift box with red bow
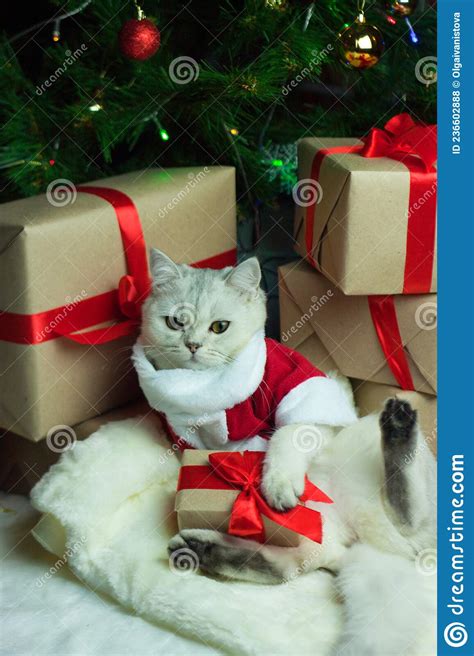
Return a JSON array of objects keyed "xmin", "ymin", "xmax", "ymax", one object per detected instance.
[
  {"xmin": 0, "ymin": 167, "xmax": 236, "ymax": 441},
  {"xmin": 175, "ymin": 450, "xmax": 333, "ymax": 547},
  {"xmin": 294, "ymin": 114, "xmax": 437, "ymax": 296}
]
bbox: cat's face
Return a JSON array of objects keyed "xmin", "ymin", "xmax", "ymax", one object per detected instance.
[{"xmin": 140, "ymin": 249, "xmax": 267, "ymax": 371}]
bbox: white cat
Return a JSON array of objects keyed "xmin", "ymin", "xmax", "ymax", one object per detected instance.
[{"xmin": 133, "ymin": 250, "xmax": 436, "ymax": 655}]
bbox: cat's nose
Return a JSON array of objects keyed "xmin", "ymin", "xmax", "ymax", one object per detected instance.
[{"xmin": 185, "ymin": 341, "xmax": 201, "ymax": 354}]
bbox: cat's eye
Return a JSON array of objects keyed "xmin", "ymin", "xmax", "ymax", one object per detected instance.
[
  {"xmin": 165, "ymin": 316, "xmax": 185, "ymax": 330},
  {"xmin": 210, "ymin": 320, "xmax": 230, "ymax": 334}
]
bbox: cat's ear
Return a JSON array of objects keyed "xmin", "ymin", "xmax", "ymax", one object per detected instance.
[
  {"xmin": 226, "ymin": 257, "xmax": 261, "ymax": 294},
  {"xmin": 149, "ymin": 248, "xmax": 181, "ymax": 286}
]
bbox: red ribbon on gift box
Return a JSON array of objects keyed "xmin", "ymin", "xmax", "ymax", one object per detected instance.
[
  {"xmin": 304, "ymin": 113, "xmax": 437, "ymax": 295},
  {"xmin": 367, "ymin": 295, "xmax": 415, "ymax": 391},
  {"xmin": 0, "ymin": 187, "xmax": 237, "ymax": 345},
  {"xmin": 177, "ymin": 450, "xmax": 333, "ymax": 544}
]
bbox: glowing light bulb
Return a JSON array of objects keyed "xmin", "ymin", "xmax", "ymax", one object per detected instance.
[
  {"xmin": 159, "ymin": 128, "xmax": 169, "ymax": 141},
  {"xmin": 405, "ymin": 18, "xmax": 419, "ymax": 44}
]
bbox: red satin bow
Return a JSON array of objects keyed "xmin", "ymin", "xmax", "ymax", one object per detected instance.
[
  {"xmin": 361, "ymin": 113, "xmax": 437, "ymax": 173},
  {"xmin": 208, "ymin": 451, "xmax": 332, "ymax": 544}
]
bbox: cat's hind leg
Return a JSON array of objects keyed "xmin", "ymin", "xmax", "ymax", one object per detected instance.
[
  {"xmin": 380, "ymin": 397, "xmax": 435, "ymax": 534},
  {"xmin": 380, "ymin": 398, "xmax": 418, "ymax": 525},
  {"xmin": 169, "ymin": 529, "xmax": 299, "ymax": 583},
  {"xmin": 168, "ymin": 519, "xmax": 345, "ymax": 584}
]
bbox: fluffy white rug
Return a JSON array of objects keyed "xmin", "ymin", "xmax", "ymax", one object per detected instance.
[
  {"xmin": 30, "ymin": 415, "xmax": 342, "ymax": 655},
  {"xmin": 0, "ymin": 493, "xmax": 212, "ymax": 656}
]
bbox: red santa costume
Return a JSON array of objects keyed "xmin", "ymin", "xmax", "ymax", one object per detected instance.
[{"xmin": 132, "ymin": 330, "xmax": 357, "ymax": 450}]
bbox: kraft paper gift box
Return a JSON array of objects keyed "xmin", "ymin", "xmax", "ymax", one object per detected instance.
[
  {"xmin": 293, "ymin": 115, "xmax": 437, "ymax": 295},
  {"xmin": 279, "ymin": 262, "xmax": 338, "ymax": 374},
  {"xmin": 0, "ymin": 399, "xmax": 158, "ymax": 494},
  {"xmin": 0, "ymin": 167, "xmax": 236, "ymax": 441},
  {"xmin": 175, "ymin": 449, "xmax": 332, "ymax": 548},
  {"xmin": 278, "ymin": 261, "xmax": 437, "ymax": 395}
]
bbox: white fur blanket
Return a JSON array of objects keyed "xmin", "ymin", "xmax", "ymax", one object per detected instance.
[{"xmin": 30, "ymin": 415, "xmax": 342, "ymax": 655}]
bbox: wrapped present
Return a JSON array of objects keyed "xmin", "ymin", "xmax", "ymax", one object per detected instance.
[
  {"xmin": 352, "ymin": 379, "xmax": 437, "ymax": 457},
  {"xmin": 279, "ymin": 263, "xmax": 337, "ymax": 373},
  {"xmin": 294, "ymin": 114, "xmax": 437, "ymax": 295},
  {"xmin": 0, "ymin": 167, "xmax": 236, "ymax": 441},
  {"xmin": 0, "ymin": 399, "xmax": 158, "ymax": 494},
  {"xmin": 175, "ymin": 449, "xmax": 332, "ymax": 547},
  {"xmin": 278, "ymin": 261, "xmax": 436, "ymax": 395}
]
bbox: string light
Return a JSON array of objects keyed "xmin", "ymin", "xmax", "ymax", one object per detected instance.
[
  {"xmin": 405, "ymin": 17, "xmax": 419, "ymax": 44},
  {"xmin": 9, "ymin": 0, "xmax": 92, "ymax": 44},
  {"xmin": 272, "ymin": 159, "xmax": 283, "ymax": 167},
  {"xmin": 52, "ymin": 19, "xmax": 61, "ymax": 42},
  {"xmin": 229, "ymin": 127, "xmax": 239, "ymax": 136},
  {"xmin": 88, "ymin": 103, "xmax": 102, "ymax": 112},
  {"xmin": 159, "ymin": 128, "xmax": 169, "ymax": 141}
]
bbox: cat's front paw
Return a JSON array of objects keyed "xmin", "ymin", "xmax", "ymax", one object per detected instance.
[{"xmin": 261, "ymin": 467, "xmax": 305, "ymax": 511}]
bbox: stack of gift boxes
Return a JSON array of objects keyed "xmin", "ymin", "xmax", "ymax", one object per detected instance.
[
  {"xmin": 279, "ymin": 115, "xmax": 437, "ymax": 456},
  {"xmin": 0, "ymin": 116, "xmax": 437, "ymax": 548},
  {"xmin": 0, "ymin": 167, "xmax": 237, "ymax": 492}
]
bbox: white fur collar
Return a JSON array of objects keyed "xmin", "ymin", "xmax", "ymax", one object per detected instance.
[{"xmin": 132, "ymin": 330, "xmax": 266, "ymax": 418}]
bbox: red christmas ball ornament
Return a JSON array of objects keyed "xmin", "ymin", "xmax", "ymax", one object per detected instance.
[{"xmin": 119, "ymin": 18, "xmax": 161, "ymax": 61}]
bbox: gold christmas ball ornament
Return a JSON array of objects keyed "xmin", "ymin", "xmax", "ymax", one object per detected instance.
[
  {"xmin": 338, "ymin": 13, "xmax": 385, "ymax": 70},
  {"xmin": 386, "ymin": 0, "xmax": 418, "ymax": 17},
  {"xmin": 265, "ymin": 0, "xmax": 287, "ymax": 10}
]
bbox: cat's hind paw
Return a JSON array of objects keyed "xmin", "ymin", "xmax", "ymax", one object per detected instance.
[{"xmin": 380, "ymin": 398, "xmax": 417, "ymax": 443}]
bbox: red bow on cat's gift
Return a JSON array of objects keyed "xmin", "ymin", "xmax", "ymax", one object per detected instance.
[{"xmin": 178, "ymin": 450, "xmax": 333, "ymax": 544}]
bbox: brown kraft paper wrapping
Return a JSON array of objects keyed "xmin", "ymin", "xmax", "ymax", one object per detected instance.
[
  {"xmin": 0, "ymin": 399, "xmax": 160, "ymax": 494},
  {"xmin": 0, "ymin": 167, "xmax": 236, "ymax": 441},
  {"xmin": 175, "ymin": 449, "xmax": 304, "ymax": 547},
  {"xmin": 293, "ymin": 137, "xmax": 437, "ymax": 295},
  {"xmin": 278, "ymin": 261, "xmax": 436, "ymax": 395}
]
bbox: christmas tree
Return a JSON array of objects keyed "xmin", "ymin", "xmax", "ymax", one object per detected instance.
[{"xmin": 0, "ymin": 0, "xmax": 436, "ymax": 213}]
